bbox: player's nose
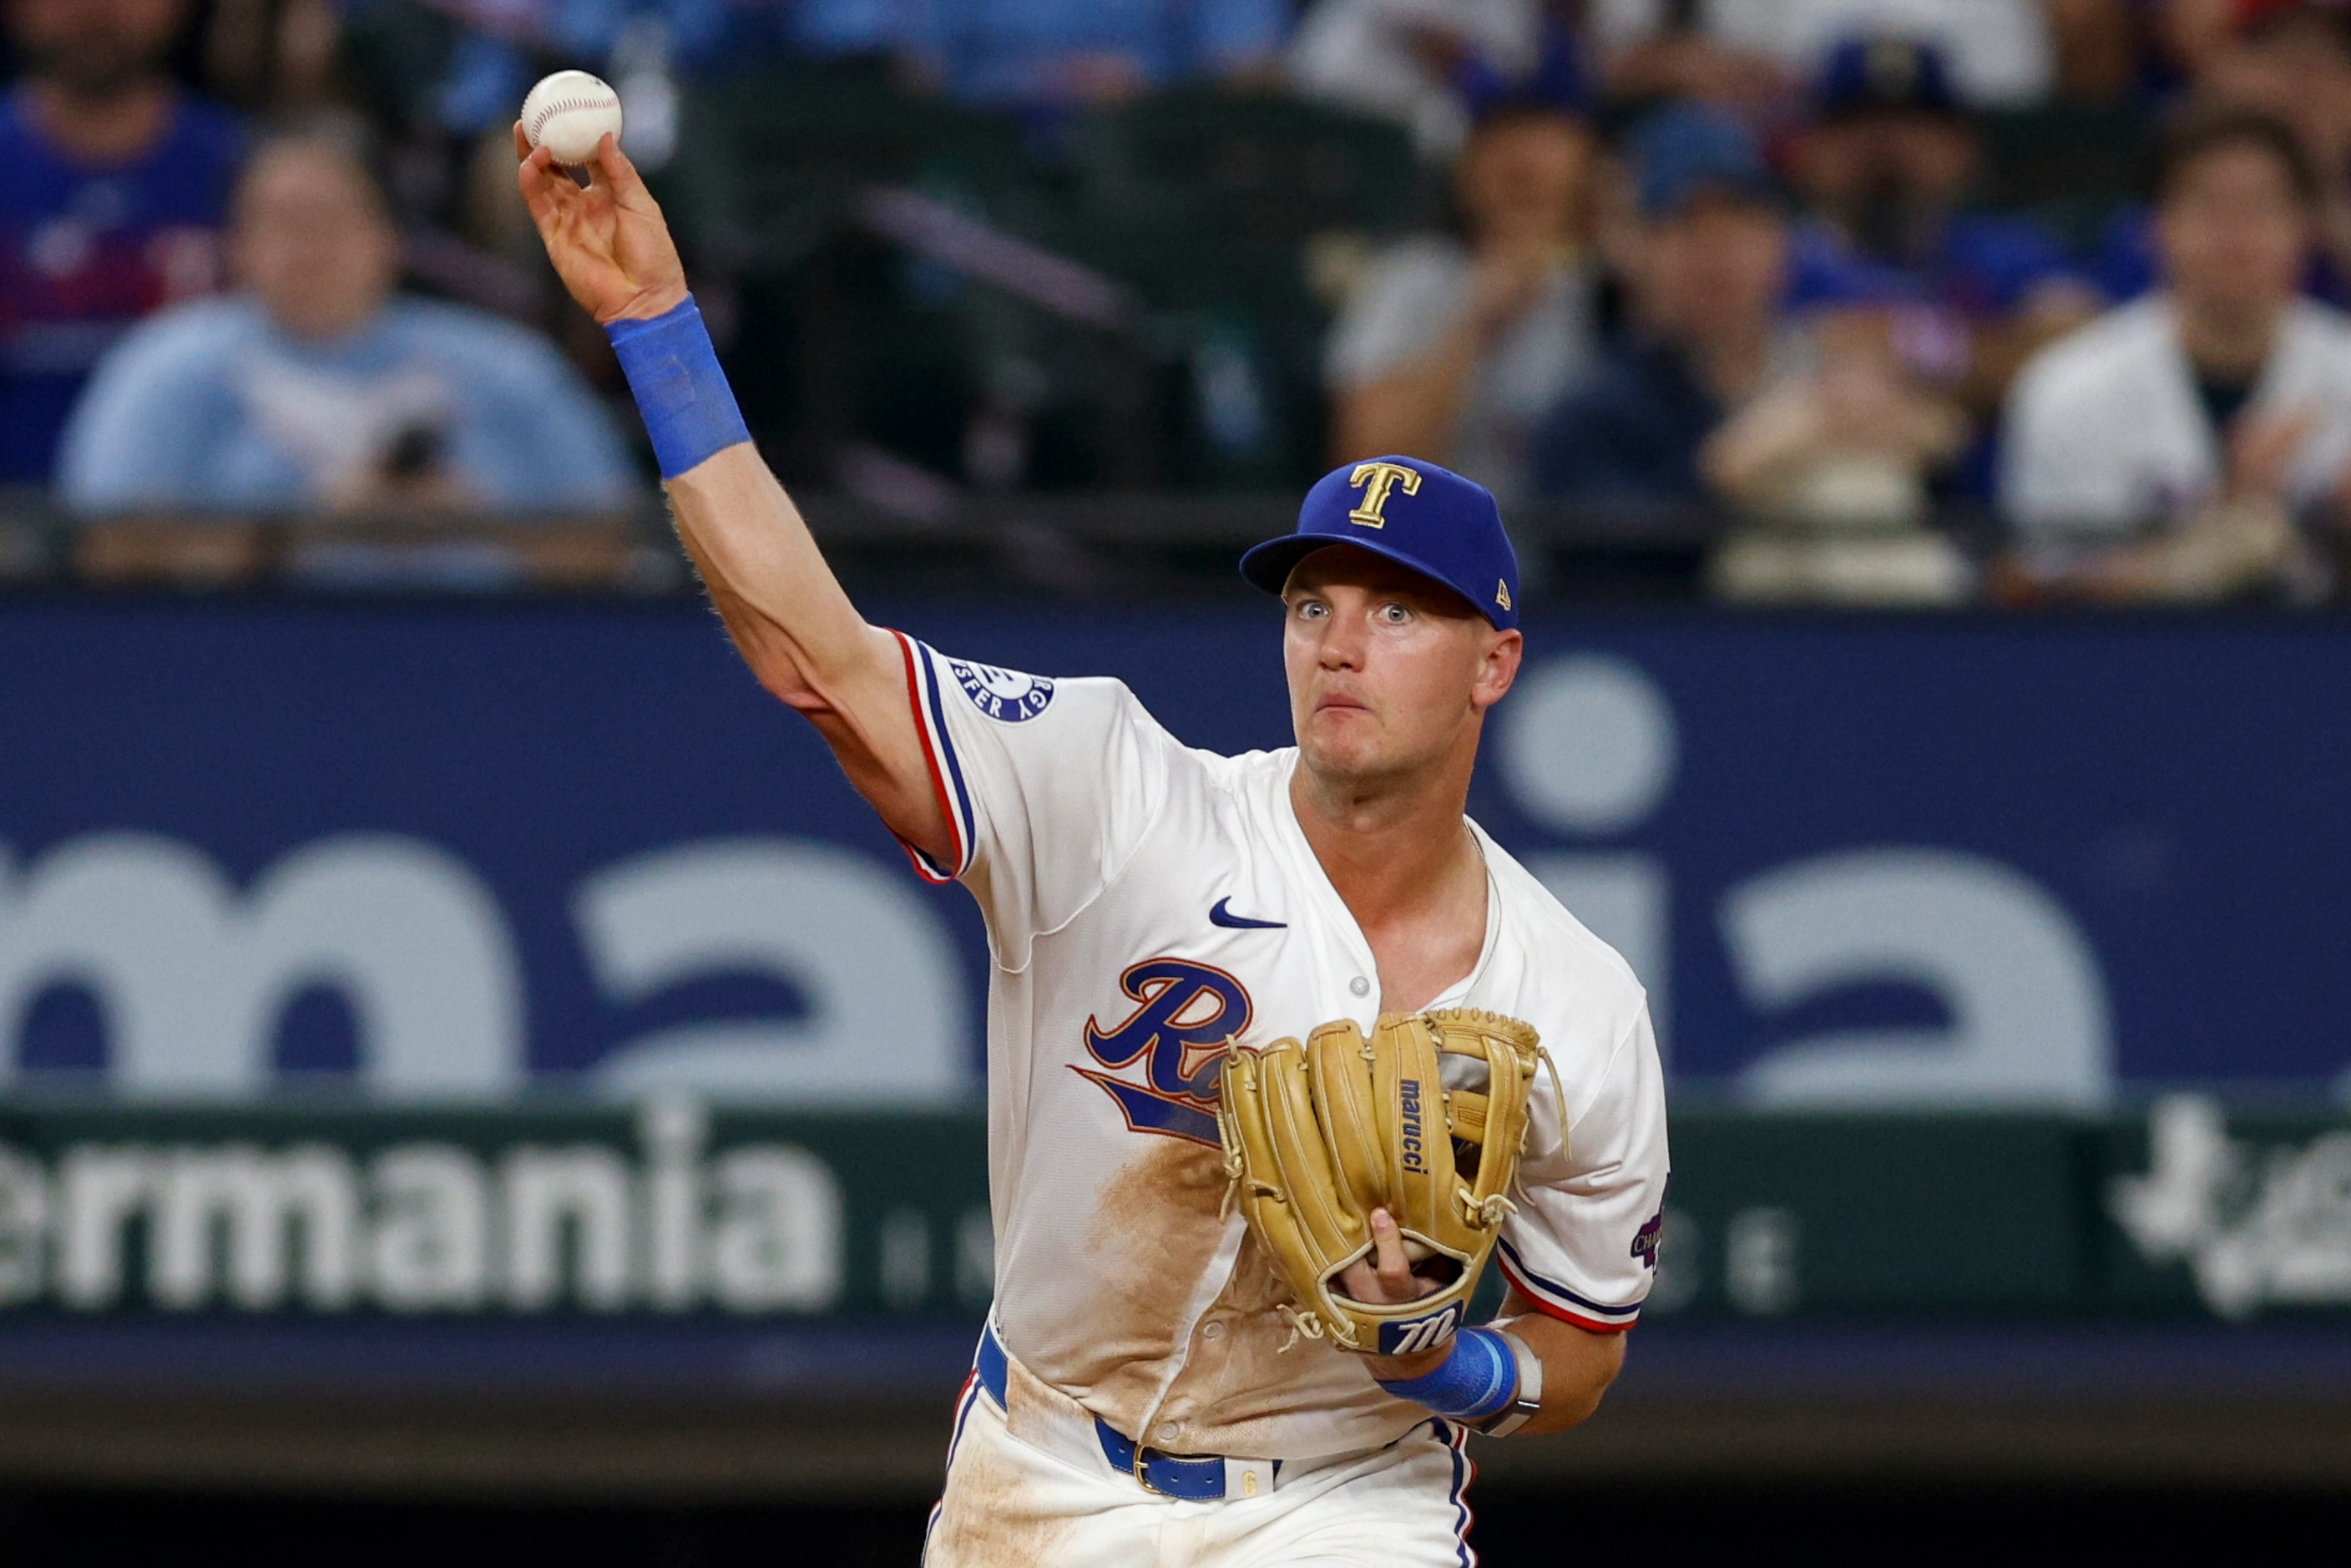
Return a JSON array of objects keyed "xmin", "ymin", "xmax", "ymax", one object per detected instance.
[{"xmin": 1316, "ymin": 615, "xmax": 1368, "ymax": 670}]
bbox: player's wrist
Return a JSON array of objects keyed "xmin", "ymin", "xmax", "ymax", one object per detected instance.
[
  {"xmin": 1364, "ymin": 1343, "xmax": 1450, "ymax": 1381},
  {"xmin": 1373, "ymin": 1325, "xmax": 1519, "ymax": 1424},
  {"xmin": 600, "ymin": 282, "xmax": 691, "ymax": 326},
  {"xmin": 604, "ymin": 294, "xmax": 751, "ymax": 480}
]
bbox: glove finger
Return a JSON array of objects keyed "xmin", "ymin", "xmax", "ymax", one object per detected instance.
[
  {"xmin": 1376, "ymin": 1014, "xmax": 1454, "ymax": 1249},
  {"xmin": 1264, "ymin": 1039, "xmax": 1363, "ymax": 1271},
  {"xmin": 1310, "ymin": 1019, "xmax": 1383, "ymax": 1216}
]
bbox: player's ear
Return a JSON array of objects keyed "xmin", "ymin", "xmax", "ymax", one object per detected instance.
[{"xmin": 1470, "ymin": 628, "xmax": 1522, "ymax": 712}]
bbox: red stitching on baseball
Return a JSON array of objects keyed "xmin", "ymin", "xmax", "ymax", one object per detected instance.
[{"xmin": 528, "ymin": 93, "xmax": 618, "ymax": 144}]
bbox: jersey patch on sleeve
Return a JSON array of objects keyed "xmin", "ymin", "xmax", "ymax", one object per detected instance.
[
  {"xmin": 948, "ymin": 659, "xmax": 1055, "ymax": 723},
  {"xmin": 1631, "ymin": 1206, "xmax": 1664, "ymax": 1270}
]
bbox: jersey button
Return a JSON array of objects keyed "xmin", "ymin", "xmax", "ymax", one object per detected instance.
[
  {"xmin": 1200, "ymin": 1321, "xmax": 1225, "ymax": 1340},
  {"xmin": 1349, "ymin": 976, "xmax": 1370, "ymax": 998},
  {"xmin": 1155, "ymin": 1423, "xmax": 1183, "ymax": 1444}
]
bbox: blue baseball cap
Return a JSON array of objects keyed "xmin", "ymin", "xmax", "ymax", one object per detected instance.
[
  {"xmin": 1240, "ymin": 456, "xmax": 1520, "ymax": 630},
  {"xmin": 1814, "ymin": 36, "xmax": 1960, "ymax": 119},
  {"xmin": 1631, "ymin": 104, "xmax": 1783, "ymax": 220},
  {"xmin": 1458, "ymin": 19, "xmax": 1590, "ymax": 126}
]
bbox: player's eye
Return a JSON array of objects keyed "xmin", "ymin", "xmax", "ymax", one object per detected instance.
[
  {"xmin": 1296, "ymin": 600, "xmax": 1328, "ymax": 620},
  {"xmin": 1378, "ymin": 602, "xmax": 1411, "ymax": 625}
]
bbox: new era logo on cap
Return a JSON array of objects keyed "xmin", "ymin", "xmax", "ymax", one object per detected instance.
[{"xmin": 1237, "ymin": 454, "xmax": 1522, "ymax": 630}]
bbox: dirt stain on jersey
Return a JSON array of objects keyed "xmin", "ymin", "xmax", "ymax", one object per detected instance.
[
  {"xmin": 926, "ymin": 1406, "xmax": 1082, "ymax": 1567},
  {"xmin": 1069, "ymin": 1135, "xmax": 1234, "ymax": 1426},
  {"xmin": 1169, "ymin": 1234, "xmax": 1411, "ymax": 1457}
]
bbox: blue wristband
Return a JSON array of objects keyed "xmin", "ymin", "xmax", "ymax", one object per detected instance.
[
  {"xmin": 606, "ymin": 296, "xmax": 751, "ymax": 480},
  {"xmin": 1373, "ymin": 1326, "xmax": 1518, "ymax": 1423}
]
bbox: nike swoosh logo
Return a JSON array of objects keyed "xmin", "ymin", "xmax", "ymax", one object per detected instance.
[{"xmin": 1210, "ymin": 897, "xmax": 1287, "ymax": 930}]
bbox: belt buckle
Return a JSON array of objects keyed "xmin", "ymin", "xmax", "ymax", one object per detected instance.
[{"xmin": 1130, "ymin": 1439, "xmax": 1170, "ymax": 1497}]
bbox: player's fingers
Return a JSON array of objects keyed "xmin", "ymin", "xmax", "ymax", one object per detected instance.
[
  {"xmin": 515, "ymin": 156, "xmax": 555, "ymax": 222},
  {"xmin": 512, "ymin": 120, "xmax": 530, "ymax": 162},
  {"xmin": 1370, "ymin": 1210, "xmax": 1413, "ymax": 1296},
  {"xmin": 591, "ymin": 132, "xmax": 635, "ymax": 194},
  {"xmin": 516, "ymin": 140, "xmax": 557, "ymax": 195},
  {"xmin": 595, "ymin": 133, "xmax": 663, "ymax": 215},
  {"xmin": 517, "ymin": 144, "xmax": 576, "ymax": 223}
]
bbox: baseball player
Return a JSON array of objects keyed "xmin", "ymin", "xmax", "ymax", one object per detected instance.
[{"xmin": 519, "ymin": 131, "xmax": 1668, "ymax": 1566}]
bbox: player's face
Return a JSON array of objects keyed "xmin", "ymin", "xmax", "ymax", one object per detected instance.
[{"xmin": 1281, "ymin": 547, "xmax": 1520, "ymax": 789}]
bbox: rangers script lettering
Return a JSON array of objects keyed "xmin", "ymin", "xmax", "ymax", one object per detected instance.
[{"xmin": 1076, "ymin": 959, "xmax": 1253, "ymax": 1147}]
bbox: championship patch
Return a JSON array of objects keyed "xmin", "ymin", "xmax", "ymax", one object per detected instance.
[
  {"xmin": 1631, "ymin": 1206, "xmax": 1665, "ymax": 1269},
  {"xmin": 948, "ymin": 660, "xmax": 1055, "ymax": 722}
]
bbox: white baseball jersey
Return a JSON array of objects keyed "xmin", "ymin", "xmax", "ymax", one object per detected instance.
[{"xmin": 892, "ymin": 633, "xmax": 1671, "ymax": 1463}]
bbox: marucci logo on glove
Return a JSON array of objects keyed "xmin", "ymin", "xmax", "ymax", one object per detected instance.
[
  {"xmin": 1399, "ymin": 1079, "xmax": 1426, "ymax": 1173},
  {"xmin": 1379, "ymin": 1303, "xmax": 1464, "ymax": 1358}
]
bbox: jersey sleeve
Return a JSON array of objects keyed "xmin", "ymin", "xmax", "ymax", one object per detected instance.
[
  {"xmin": 1497, "ymin": 1005, "xmax": 1670, "ymax": 1333},
  {"xmin": 892, "ymin": 634, "xmax": 1175, "ymax": 962}
]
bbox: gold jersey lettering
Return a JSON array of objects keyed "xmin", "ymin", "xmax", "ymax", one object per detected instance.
[{"xmin": 1346, "ymin": 462, "xmax": 1422, "ymax": 529}]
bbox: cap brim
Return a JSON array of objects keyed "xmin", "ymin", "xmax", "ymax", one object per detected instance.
[{"xmin": 1237, "ymin": 534, "xmax": 1494, "ymax": 623}]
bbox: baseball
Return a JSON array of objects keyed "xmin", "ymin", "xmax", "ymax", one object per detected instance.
[{"xmin": 520, "ymin": 70, "xmax": 623, "ymax": 166}]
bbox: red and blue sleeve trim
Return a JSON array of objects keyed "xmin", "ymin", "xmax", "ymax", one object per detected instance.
[
  {"xmin": 1497, "ymin": 1237, "xmax": 1641, "ymax": 1334},
  {"xmin": 891, "ymin": 631, "xmax": 976, "ymax": 883}
]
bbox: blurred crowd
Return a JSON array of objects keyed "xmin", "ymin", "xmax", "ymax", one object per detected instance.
[{"xmin": 10, "ymin": 0, "xmax": 2351, "ymax": 604}]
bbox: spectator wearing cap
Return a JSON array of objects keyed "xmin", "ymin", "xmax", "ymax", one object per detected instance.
[
  {"xmin": 1531, "ymin": 105, "xmax": 1805, "ymax": 507},
  {"xmin": 0, "ymin": 0, "xmax": 245, "ymax": 486},
  {"xmin": 1786, "ymin": 35, "xmax": 2100, "ymax": 423},
  {"xmin": 58, "ymin": 126, "xmax": 635, "ymax": 514},
  {"xmin": 1324, "ymin": 25, "xmax": 1597, "ymax": 508},
  {"xmin": 2000, "ymin": 109, "xmax": 2351, "ymax": 600}
]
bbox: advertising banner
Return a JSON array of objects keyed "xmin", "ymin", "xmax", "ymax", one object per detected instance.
[
  {"xmin": 0, "ymin": 600, "xmax": 2346, "ymax": 1106},
  {"xmin": 0, "ymin": 1102, "xmax": 2338, "ymax": 1333}
]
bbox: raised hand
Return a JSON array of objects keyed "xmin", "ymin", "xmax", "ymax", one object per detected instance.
[{"xmin": 513, "ymin": 126, "xmax": 689, "ymax": 326}]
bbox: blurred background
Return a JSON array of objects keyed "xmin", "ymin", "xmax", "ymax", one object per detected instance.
[{"xmin": 5, "ymin": 0, "xmax": 2351, "ymax": 1561}]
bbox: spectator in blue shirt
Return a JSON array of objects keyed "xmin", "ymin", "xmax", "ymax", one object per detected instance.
[
  {"xmin": 58, "ymin": 124, "xmax": 636, "ymax": 513},
  {"xmin": 1783, "ymin": 36, "xmax": 2099, "ymax": 412},
  {"xmin": 1534, "ymin": 106, "xmax": 1801, "ymax": 507},
  {"xmin": 791, "ymin": 0, "xmax": 1291, "ymax": 104},
  {"xmin": 0, "ymin": 0, "xmax": 245, "ymax": 484}
]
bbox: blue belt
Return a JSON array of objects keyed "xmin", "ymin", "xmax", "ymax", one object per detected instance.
[{"xmin": 975, "ymin": 1323, "xmax": 1275, "ymax": 1501}]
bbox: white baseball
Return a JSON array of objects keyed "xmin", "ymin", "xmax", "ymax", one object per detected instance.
[{"xmin": 521, "ymin": 70, "xmax": 623, "ymax": 167}]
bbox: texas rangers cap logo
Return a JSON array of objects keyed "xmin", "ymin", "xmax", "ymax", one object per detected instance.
[{"xmin": 1345, "ymin": 462, "xmax": 1421, "ymax": 529}]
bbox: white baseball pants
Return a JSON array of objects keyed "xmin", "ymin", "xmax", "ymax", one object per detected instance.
[{"xmin": 922, "ymin": 1372, "xmax": 1479, "ymax": 1567}]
